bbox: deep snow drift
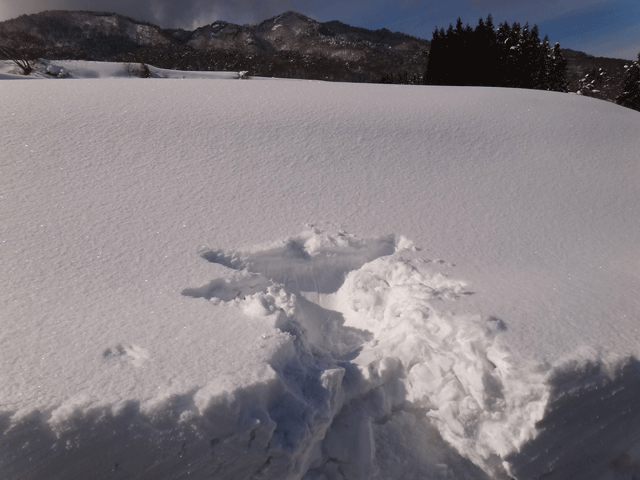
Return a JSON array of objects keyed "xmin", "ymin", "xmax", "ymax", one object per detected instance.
[{"xmin": 1, "ymin": 61, "xmax": 640, "ymax": 479}]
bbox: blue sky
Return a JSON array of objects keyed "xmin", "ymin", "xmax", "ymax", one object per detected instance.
[{"xmin": 1, "ymin": 0, "xmax": 638, "ymax": 60}]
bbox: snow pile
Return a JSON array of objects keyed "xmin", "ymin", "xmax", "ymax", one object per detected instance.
[
  {"xmin": 1, "ymin": 65, "xmax": 640, "ymax": 479},
  {"xmin": 333, "ymin": 254, "xmax": 546, "ymax": 475},
  {"xmin": 45, "ymin": 64, "xmax": 69, "ymax": 78},
  {"xmin": 331, "ymin": 252, "xmax": 640, "ymax": 479},
  {"xmin": 0, "ymin": 59, "xmax": 246, "ymax": 79}
]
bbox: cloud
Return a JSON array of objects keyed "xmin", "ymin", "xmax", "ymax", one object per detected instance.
[
  {"xmin": 463, "ymin": 0, "xmax": 602, "ymax": 10},
  {"xmin": 576, "ymin": 17, "xmax": 640, "ymax": 60},
  {"xmin": 461, "ymin": 0, "xmax": 615, "ymax": 23},
  {"xmin": 603, "ymin": 41, "xmax": 640, "ymax": 61}
]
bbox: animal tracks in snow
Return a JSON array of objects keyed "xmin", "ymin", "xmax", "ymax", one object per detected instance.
[{"xmin": 102, "ymin": 343, "xmax": 150, "ymax": 368}]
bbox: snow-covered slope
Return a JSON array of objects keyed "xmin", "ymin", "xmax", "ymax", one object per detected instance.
[{"xmin": 1, "ymin": 62, "xmax": 639, "ymax": 479}]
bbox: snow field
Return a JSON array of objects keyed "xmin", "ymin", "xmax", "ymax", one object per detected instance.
[{"xmin": 1, "ymin": 65, "xmax": 640, "ymax": 478}]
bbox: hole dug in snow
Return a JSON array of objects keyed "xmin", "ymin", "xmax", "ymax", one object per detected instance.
[
  {"xmin": 183, "ymin": 228, "xmax": 525, "ymax": 478},
  {"xmin": 198, "ymin": 229, "xmax": 397, "ymax": 296},
  {"xmin": 180, "ymin": 228, "xmax": 640, "ymax": 479}
]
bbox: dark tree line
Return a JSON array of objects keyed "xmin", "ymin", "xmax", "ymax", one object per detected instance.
[
  {"xmin": 378, "ymin": 71, "xmax": 423, "ymax": 85},
  {"xmin": 425, "ymin": 15, "xmax": 567, "ymax": 91}
]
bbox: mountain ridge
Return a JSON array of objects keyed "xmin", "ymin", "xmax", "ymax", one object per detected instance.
[
  {"xmin": 0, "ymin": 10, "xmax": 429, "ymax": 82},
  {"xmin": 0, "ymin": 9, "xmax": 631, "ymax": 91}
]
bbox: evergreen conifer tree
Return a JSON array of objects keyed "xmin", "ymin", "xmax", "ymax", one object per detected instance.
[
  {"xmin": 525, "ymin": 25, "xmax": 547, "ymax": 90},
  {"xmin": 472, "ymin": 16, "xmax": 499, "ymax": 86},
  {"xmin": 547, "ymin": 42, "xmax": 568, "ymax": 92},
  {"xmin": 615, "ymin": 53, "xmax": 640, "ymax": 112},
  {"xmin": 425, "ymin": 27, "xmax": 446, "ymax": 85},
  {"xmin": 578, "ymin": 67, "xmax": 610, "ymax": 98},
  {"xmin": 538, "ymin": 35, "xmax": 552, "ymax": 89}
]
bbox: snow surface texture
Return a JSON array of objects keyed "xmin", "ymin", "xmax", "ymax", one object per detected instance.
[{"xmin": 1, "ymin": 61, "xmax": 640, "ymax": 479}]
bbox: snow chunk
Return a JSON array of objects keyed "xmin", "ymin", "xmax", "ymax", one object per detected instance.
[{"xmin": 45, "ymin": 64, "xmax": 69, "ymax": 78}]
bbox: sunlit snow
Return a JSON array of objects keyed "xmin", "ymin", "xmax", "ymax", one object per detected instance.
[{"xmin": 1, "ymin": 60, "xmax": 640, "ymax": 479}]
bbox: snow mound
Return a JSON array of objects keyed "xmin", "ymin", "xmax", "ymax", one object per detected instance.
[
  {"xmin": 0, "ymin": 59, "xmax": 255, "ymax": 80},
  {"xmin": 2, "ymin": 72, "xmax": 640, "ymax": 479}
]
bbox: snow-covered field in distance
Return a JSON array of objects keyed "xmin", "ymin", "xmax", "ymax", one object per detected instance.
[{"xmin": 1, "ymin": 60, "xmax": 640, "ymax": 479}]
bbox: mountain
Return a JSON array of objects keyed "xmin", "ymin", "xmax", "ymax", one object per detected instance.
[
  {"xmin": 0, "ymin": 11, "xmax": 175, "ymax": 58},
  {"xmin": 0, "ymin": 9, "xmax": 633, "ymax": 97},
  {"xmin": 0, "ymin": 10, "xmax": 429, "ymax": 83}
]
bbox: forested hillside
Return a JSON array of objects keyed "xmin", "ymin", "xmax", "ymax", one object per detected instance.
[{"xmin": 1, "ymin": 10, "xmax": 637, "ymax": 110}]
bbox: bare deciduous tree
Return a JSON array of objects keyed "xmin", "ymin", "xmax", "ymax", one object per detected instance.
[
  {"xmin": 124, "ymin": 52, "xmax": 152, "ymax": 78},
  {"xmin": 0, "ymin": 30, "xmax": 43, "ymax": 75}
]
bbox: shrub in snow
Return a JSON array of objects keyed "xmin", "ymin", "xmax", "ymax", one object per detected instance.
[{"xmin": 126, "ymin": 61, "xmax": 152, "ymax": 78}]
